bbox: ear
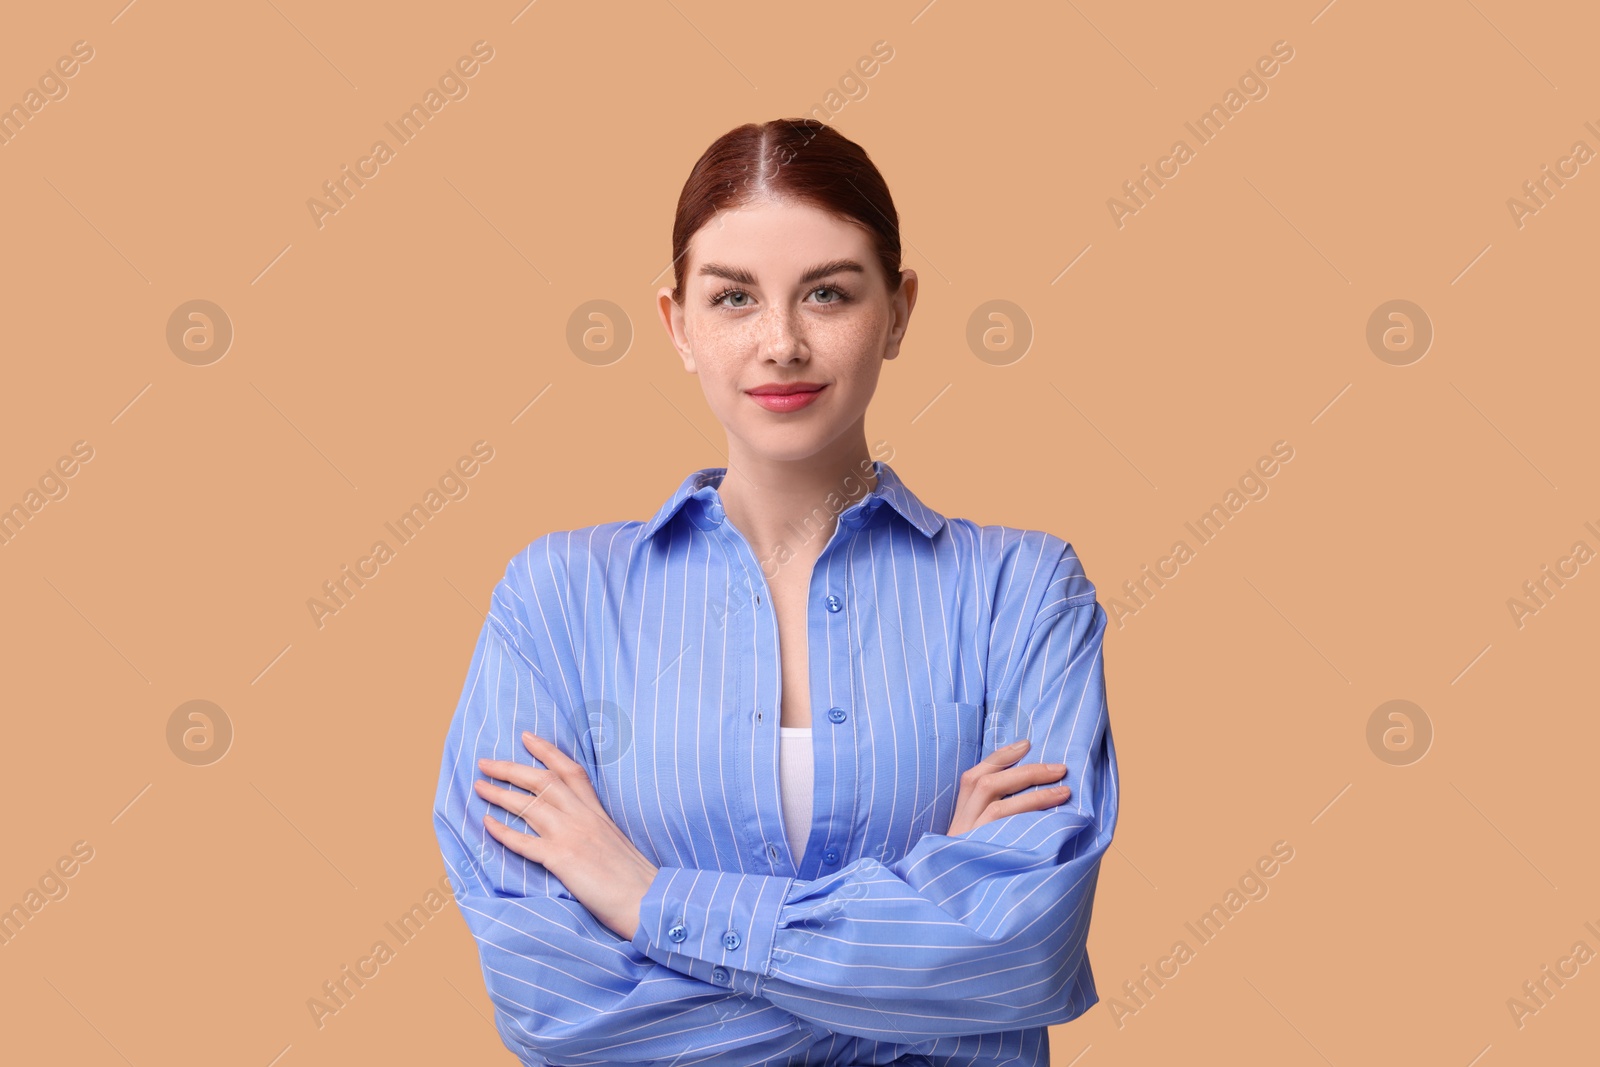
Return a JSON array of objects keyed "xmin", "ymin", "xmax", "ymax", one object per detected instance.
[
  {"xmin": 882, "ymin": 269, "xmax": 918, "ymax": 362},
  {"xmin": 656, "ymin": 286, "xmax": 696, "ymax": 372}
]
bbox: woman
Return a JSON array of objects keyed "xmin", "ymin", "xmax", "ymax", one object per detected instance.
[{"xmin": 433, "ymin": 118, "xmax": 1119, "ymax": 1067}]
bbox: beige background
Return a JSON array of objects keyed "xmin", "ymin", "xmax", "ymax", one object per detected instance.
[{"xmin": 1, "ymin": 1, "xmax": 1595, "ymax": 1064}]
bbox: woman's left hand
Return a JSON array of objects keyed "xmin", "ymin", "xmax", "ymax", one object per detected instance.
[{"xmin": 475, "ymin": 731, "xmax": 659, "ymax": 942}]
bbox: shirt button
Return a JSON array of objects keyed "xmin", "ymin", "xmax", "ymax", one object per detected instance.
[
  {"xmin": 712, "ymin": 966, "xmax": 730, "ymax": 984},
  {"xmin": 822, "ymin": 848, "xmax": 840, "ymax": 865},
  {"xmin": 827, "ymin": 707, "xmax": 847, "ymax": 724},
  {"xmin": 723, "ymin": 930, "xmax": 741, "ymax": 950},
  {"xmin": 825, "ymin": 594, "xmax": 843, "ymax": 612},
  {"xmin": 667, "ymin": 921, "xmax": 687, "ymax": 943}
]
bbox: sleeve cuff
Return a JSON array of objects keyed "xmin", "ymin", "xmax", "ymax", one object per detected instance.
[{"xmin": 630, "ymin": 866, "xmax": 794, "ymax": 996}]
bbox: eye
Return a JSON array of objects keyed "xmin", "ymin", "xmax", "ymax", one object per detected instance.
[
  {"xmin": 707, "ymin": 284, "xmax": 852, "ymax": 309},
  {"xmin": 708, "ymin": 287, "xmax": 751, "ymax": 308}
]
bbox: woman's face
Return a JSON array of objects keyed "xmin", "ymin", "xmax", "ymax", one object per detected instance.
[{"xmin": 658, "ymin": 196, "xmax": 917, "ymax": 464}]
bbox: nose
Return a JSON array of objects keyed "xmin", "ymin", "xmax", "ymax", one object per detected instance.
[{"xmin": 762, "ymin": 304, "xmax": 807, "ymax": 364}]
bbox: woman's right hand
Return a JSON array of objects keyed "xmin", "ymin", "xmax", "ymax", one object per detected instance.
[{"xmin": 945, "ymin": 739, "xmax": 1072, "ymax": 837}]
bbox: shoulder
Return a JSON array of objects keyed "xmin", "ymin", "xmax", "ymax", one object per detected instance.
[
  {"xmin": 486, "ymin": 520, "xmax": 648, "ymax": 650},
  {"xmin": 940, "ymin": 517, "xmax": 1099, "ymax": 623}
]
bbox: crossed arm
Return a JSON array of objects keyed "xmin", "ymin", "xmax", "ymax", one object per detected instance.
[{"xmin": 433, "ymin": 569, "xmax": 1117, "ymax": 1064}]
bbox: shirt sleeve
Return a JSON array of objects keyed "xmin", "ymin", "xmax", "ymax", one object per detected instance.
[
  {"xmin": 629, "ymin": 545, "xmax": 1119, "ymax": 1041},
  {"xmin": 433, "ymin": 581, "xmax": 836, "ymax": 1066}
]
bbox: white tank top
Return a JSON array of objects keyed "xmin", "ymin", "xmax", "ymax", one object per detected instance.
[{"xmin": 778, "ymin": 726, "xmax": 813, "ymax": 863}]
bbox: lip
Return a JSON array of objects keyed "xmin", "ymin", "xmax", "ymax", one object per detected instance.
[
  {"xmin": 746, "ymin": 381, "xmax": 826, "ymax": 396},
  {"xmin": 746, "ymin": 382, "xmax": 826, "ymax": 413}
]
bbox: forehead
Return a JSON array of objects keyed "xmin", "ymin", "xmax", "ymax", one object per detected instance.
[{"xmin": 689, "ymin": 198, "xmax": 871, "ymax": 273}]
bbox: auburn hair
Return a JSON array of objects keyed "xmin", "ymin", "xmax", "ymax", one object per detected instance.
[{"xmin": 668, "ymin": 118, "xmax": 903, "ymax": 305}]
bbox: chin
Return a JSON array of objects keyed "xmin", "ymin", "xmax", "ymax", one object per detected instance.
[
  {"xmin": 763, "ymin": 428, "xmax": 864, "ymax": 460},
  {"xmin": 748, "ymin": 444, "xmax": 827, "ymax": 464},
  {"xmin": 733, "ymin": 429, "xmax": 833, "ymax": 463}
]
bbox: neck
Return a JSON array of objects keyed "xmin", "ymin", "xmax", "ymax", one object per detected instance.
[{"xmin": 716, "ymin": 431, "xmax": 878, "ymax": 561}]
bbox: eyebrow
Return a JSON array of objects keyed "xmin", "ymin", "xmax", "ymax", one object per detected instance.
[{"xmin": 696, "ymin": 258, "xmax": 867, "ymax": 287}]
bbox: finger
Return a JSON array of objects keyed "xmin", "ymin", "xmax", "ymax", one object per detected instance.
[
  {"xmin": 960, "ymin": 743, "xmax": 1037, "ymax": 792},
  {"xmin": 522, "ymin": 731, "xmax": 584, "ymax": 773},
  {"xmin": 477, "ymin": 757, "xmax": 578, "ymax": 814},
  {"xmin": 959, "ymin": 759, "xmax": 1067, "ymax": 807},
  {"xmin": 483, "ymin": 812, "xmax": 545, "ymax": 864},
  {"xmin": 959, "ymin": 749, "xmax": 1025, "ymax": 791},
  {"xmin": 988, "ymin": 761, "xmax": 1070, "ymax": 793},
  {"xmin": 474, "ymin": 778, "xmax": 545, "ymax": 821},
  {"xmin": 952, "ymin": 749, "xmax": 1018, "ymax": 827},
  {"xmin": 983, "ymin": 786, "xmax": 1073, "ymax": 821},
  {"xmin": 950, "ymin": 743, "xmax": 1046, "ymax": 829},
  {"xmin": 478, "ymin": 755, "xmax": 553, "ymax": 792},
  {"xmin": 475, "ymin": 777, "xmax": 557, "ymax": 830},
  {"xmin": 521, "ymin": 733, "xmax": 606, "ymax": 814},
  {"xmin": 978, "ymin": 739, "xmax": 1031, "ymax": 767}
]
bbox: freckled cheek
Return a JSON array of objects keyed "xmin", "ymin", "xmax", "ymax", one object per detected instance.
[
  {"xmin": 821, "ymin": 315, "xmax": 882, "ymax": 355},
  {"xmin": 692, "ymin": 310, "xmax": 884, "ymax": 370},
  {"xmin": 693, "ymin": 318, "xmax": 764, "ymax": 359},
  {"xmin": 686, "ymin": 338, "xmax": 754, "ymax": 397},
  {"xmin": 812, "ymin": 314, "xmax": 889, "ymax": 374}
]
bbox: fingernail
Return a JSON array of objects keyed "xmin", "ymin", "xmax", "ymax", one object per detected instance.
[
  {"xmin": 1048, "ymin": 762, "xmax": 1066, "ymax": 772},
  {"xmin": 1006, "ymin": 739, "xmax": 1029, "ymax": 750}
]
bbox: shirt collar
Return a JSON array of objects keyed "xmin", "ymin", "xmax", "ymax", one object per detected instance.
[{"xmin": 641, "ymin": 459, "xmax": 946, "ymax": 541}]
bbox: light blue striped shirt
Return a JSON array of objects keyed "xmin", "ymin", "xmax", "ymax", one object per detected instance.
[{"xmin": 433, "ymin": 459, "xmax": 1119, "ymax": 1066}]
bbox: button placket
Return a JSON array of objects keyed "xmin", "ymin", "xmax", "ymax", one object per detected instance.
[
  {"xmin": 827, "ymin": 543, "xmax": 865, "ymax": 881},
  {"xmin": 717, "ymin": 516, "xmax": 788, "ymax": 876}
]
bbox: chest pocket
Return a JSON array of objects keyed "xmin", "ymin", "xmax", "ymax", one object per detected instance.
[
  {"xmin": 915, "ymin": 700, "xmax": 986, "ymax": 835},
  {"xmin": 925, "ymin": 699, "xmax": 985, "ymax": 756}
]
